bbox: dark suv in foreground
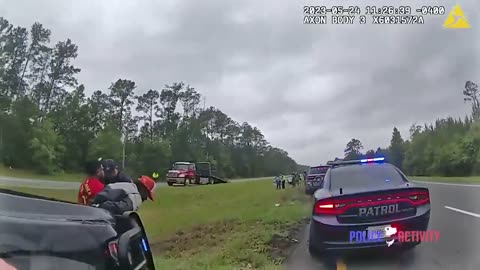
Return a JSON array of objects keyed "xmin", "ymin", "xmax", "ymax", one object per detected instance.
[
  {"xmin": 305, "ymin": 165, "xmax": 330, "ymax": 195},
  {"xmin": 0, "ymin": 189, "xmax": 155, "ymax": 270}
]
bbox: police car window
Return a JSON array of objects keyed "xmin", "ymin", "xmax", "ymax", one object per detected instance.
[{"xmin": 329, "ymin": 164, "xmax": 407, "ymax": 190}]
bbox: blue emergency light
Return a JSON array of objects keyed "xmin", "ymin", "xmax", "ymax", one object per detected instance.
[
  {"xmin": 141, "ymin": 238, "xmax": 148, "ymax": 252},
  {"xmin": 327, "ymin": 157, "xmax": 386, "ymax": 167},
  {"xmin": 360, "ymin": 157, "xmax": 385, "ymax": 163}
]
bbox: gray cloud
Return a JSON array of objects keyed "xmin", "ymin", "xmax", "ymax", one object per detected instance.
[{"xmin": 0, "ymin": 0, "xmax": 478, "ymax": 165}]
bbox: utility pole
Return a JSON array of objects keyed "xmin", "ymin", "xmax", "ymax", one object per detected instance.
[
  {"xmin": 121, "ymin": 126, "xmax": 126, "ymax": 169},
  {"xmin": 203, "ymin": 96, "xmax": 209, "ymax": 160}
]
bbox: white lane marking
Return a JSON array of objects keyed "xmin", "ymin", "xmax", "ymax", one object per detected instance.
[
  {"xmin": 413, "ymin": 181, "xmax": 480, "ymax": 187},
  {"xmin": 444, "ymin": 206, "xmax": 480, "ymax": 218}
]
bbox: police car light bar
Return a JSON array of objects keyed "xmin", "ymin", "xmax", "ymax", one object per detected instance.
[
  {"xmin": 327, "ymin": 157, "xmax": 385, "ymax": 167},
  {"xmin": 360, "ymin": 157, "xmax": 385, "ymax": 163}
]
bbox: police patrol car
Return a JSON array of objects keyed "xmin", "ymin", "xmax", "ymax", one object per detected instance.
[{"xmin": 308, "ymin": 157, "xmax": 431, "ymax": 256}]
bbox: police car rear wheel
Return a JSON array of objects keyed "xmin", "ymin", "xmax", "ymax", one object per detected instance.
[{"xmin": 308, "ymin": 242, "xmax": 324, "ymax": 258}]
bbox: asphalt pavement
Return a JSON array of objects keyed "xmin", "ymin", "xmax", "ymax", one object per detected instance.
[
  {"xmin": 0, "ymin": 176, "xmax": 80, "ymax": 189},
  {"xmin": 285, "ymin": 181, "xmax": 480, "ymax": 270}
]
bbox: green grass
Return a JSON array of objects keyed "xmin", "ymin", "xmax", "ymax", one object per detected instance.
[
  {"xmin": 410, "ymin": 176, "xmax": 480, "ymax": 184},
  {"xmin": 0, "ymin": 164, "xmax": 272, "ymax": 184},
  {"xmin": 1, "ymin": 179, "xmax": 310, "ymax": 269},
  {"xmin": 0, "ymin": 165, "xmax": 83, "ymax": 182}
]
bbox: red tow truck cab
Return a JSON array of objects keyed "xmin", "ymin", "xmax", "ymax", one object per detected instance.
[{"xmin": 166, "ymin": 162, "xmax": 196, "ymax": 186}]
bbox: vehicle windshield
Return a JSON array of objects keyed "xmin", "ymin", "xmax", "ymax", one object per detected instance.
[
  {"xmin": 173, "ymin": 164, "xmax": 192, "ymax": 170},
  {"xmin": 329, "ymin": 164, "xmax": 407, "ymax": 190},
  {"xmin": 309, "ymin": 167, "xmax": 329, "ymax": 175},
  {"xmin": 0, "ymin": 256, "xmax": 99, "ymax": 270}
]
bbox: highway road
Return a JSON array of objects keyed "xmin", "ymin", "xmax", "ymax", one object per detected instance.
[
  {"xmin": 0, "ymin": 176, "xmax": 80, "ymax": 189},
  {"xmin": 285, "ymin": 181, "xmax": 480, "ymax": 270}
]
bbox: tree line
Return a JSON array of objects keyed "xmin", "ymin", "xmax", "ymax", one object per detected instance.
[
  {"xmin": 342, "ymin": 81, "xmax": 480, "ymax": 177},
  {"xmin": 0, "ymin": 17, "xmax": 302, "ymax": 179}
]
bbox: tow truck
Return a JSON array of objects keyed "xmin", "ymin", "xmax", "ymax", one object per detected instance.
[
  {"xmin": 166, "ymin": 161, "xmax": 228, "ymax": 186},
  {"xmin": 166, "ymin": 162, "xmax": 196, "ymax": 186}
]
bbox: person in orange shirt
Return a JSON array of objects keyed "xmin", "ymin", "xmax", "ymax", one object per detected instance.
[{"xmin": 78, "ymin": 159, "xmax": 105, "ymax": 205}]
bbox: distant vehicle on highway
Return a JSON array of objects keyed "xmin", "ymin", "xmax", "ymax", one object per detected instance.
[
  {"xmin": 304, "ymin": 165, "xmax": 331, "ymax": 195},
  {"xmin": 0, "ymin": 188, "xmax": 155, "ymax": 270},
  {"xmin": 308, "ymin": 157, "xmax": 431, "ymax": 257}
]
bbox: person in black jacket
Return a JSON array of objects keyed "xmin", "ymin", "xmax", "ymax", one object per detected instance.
[
  {"xmin": 90, "ymin": 175, "xmax": 155, "ymax": 215},
  {"xmin": 101, "ymin": 159, "xmax": 133, "ymax": 185}
]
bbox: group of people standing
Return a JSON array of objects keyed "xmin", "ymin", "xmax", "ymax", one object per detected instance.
[
  {"xmin": 77, "ymin": 158, "xmax": 156, "ymax": 215},
  {"xmin": 274, "ymin": 172, "xmax": 303, "ymax": 190}
]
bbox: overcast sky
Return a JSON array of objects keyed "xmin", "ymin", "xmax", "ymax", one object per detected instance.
[{"xmin": 1, "ymin": 0, "xmax": 478, "ymax": 165}]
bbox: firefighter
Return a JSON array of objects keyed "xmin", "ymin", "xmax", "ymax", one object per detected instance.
[
  {"xmin": 90, "ymin": 175, "xmax": 156, "ymax": 215},
  {"xmin": 152, "ymin": 171, "xmax": 159, "ymax": 180},
  {"xmin": 78, "ymin": 159, "xmax": 105, "ymax": 205}
]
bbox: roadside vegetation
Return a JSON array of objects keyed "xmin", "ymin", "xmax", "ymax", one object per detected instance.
[
  {"xmin": 1, "ymin": 179, "xmax": 311, "ymax": 269},
  {"xmin": 0, "ymin": 17, "xmax": 307, "ymax": 179},
  {"xmin": 341, "ymin": 81, "xmax": 480, "ymax": 179}
]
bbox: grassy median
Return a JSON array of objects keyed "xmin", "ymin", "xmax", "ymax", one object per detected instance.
[{"xmin": 1, "ymin": 179, "xmax": 311, "ymax": 269}]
